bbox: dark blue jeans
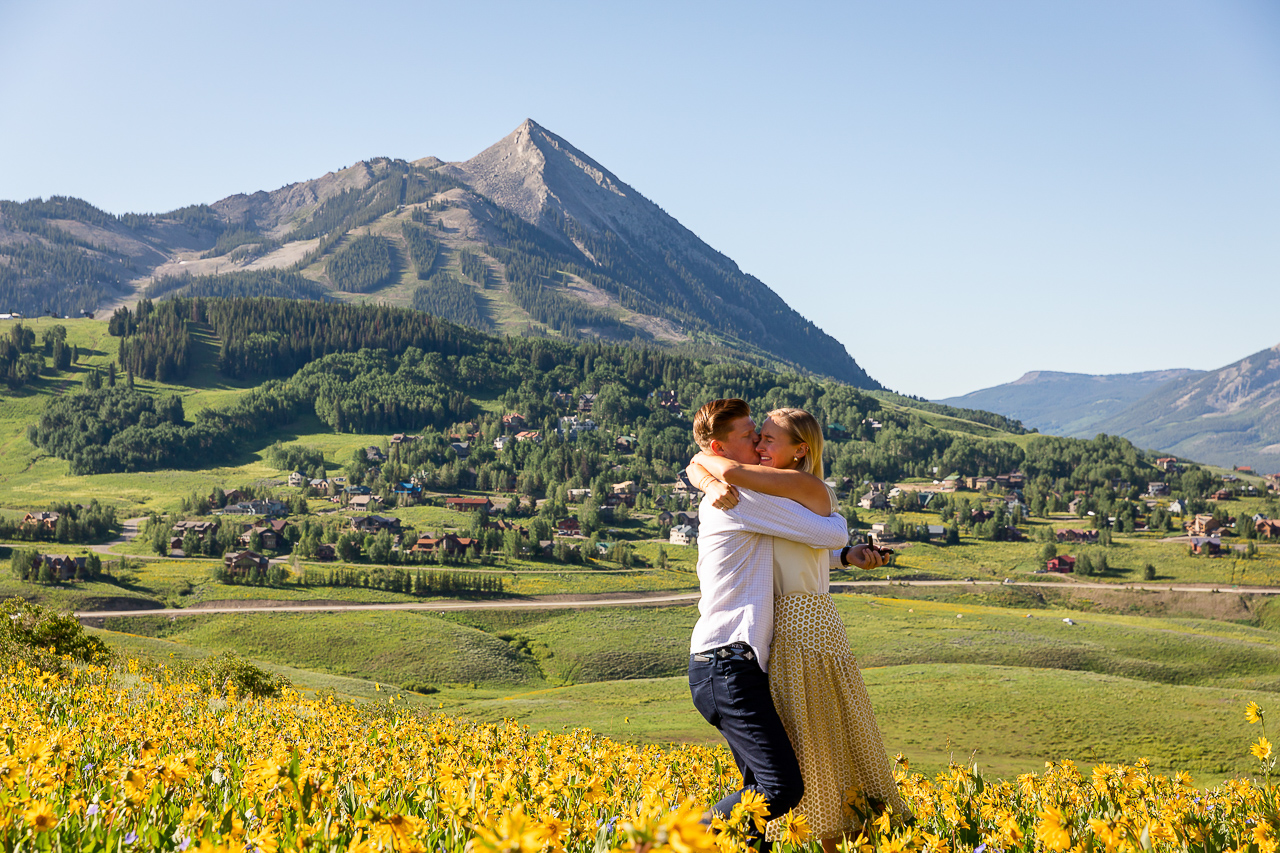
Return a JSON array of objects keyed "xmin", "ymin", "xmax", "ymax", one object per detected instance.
[{"xmin": 689, "ymin": 652, "xmax": 803, "ymax": 850}]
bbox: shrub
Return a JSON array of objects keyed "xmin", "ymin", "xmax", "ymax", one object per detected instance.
[
  {"xmin": 401, "ymin": 681, "xmax": 439, "ymax": 695},
  {"xmin": 185, "ymin": 651, "xmax": 291, "ymax": 698},
  {"xmin": 0, "ymin": 597, "xmax": 112, "ymax": 671}
]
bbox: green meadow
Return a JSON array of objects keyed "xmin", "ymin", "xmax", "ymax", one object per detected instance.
[
  {"xmin": 6, "ymin": 314, "xmax": 1280, "ymax": 786},
  {"xmin": 88, "ymin": 591, "xmax": 1280, "ymax": 778}
]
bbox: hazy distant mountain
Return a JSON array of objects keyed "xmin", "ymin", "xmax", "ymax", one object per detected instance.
[
  {"xmin": 1089, "ymin": 344, "xmax": 1280, "ymax": 472},
  {"xmin": 0, "ymin": 119, "xmax": 878, "ymax": 388},
  {"xmin": 937, "ymin": 369, "xmax": 1201, "ymax": 437},
  {"xmin": 939, "ymin": 347, "xmax": 1280, "ymax": 472}
]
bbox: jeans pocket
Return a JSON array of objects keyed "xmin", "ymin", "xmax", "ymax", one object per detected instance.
[
  {"xmin": 719, "ymin": 658, "xmax": 768, "ymax": 707},
  {"xmin": 689, "ymin": 660, "xmax": 718, "ymax": 726}
]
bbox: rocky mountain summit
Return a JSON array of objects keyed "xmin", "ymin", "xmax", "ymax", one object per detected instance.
[{"xmin": 0, "ymin": 120, "xmax": 878, "ymax": 387}]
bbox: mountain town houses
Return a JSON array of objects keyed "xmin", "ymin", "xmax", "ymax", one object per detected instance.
[{"xmin": 19, "ymin": 393, "xmax": 1279, "ymax": 591}]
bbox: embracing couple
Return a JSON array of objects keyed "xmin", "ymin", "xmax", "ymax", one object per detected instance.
[{"xmin": 685, "ymin": 398, "xmax": 909, "ymax": 851}]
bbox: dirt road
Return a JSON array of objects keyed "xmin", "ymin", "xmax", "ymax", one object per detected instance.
[
  {"xmin": 88, "ymin": 517, "xmax": 149, "ymax": 557},
  {"xmin": 75, "ymin": 591, "xmax": 702, "ymax": 619},
  {"xmin": 74, "ymin": 577, "xmax": 1280, "ymax": 620}
]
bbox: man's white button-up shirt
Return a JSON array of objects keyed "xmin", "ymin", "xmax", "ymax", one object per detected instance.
[{"xmin": 689, "ymin": 489, "xmax": 850, "ymax": 672}]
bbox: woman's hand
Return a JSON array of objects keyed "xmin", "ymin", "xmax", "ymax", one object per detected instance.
[
  {"xmin": 687, "ymin": 458, "xmax": 740, "ymax": 510},
  {"xmin": 846, "ymin": 543, "xmax": 888, "ymax": 570},
  {"xmin": 703, "ymin": 478, "xmax": 740, "ymax": 510}
]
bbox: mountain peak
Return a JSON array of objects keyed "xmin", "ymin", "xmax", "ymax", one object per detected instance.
[
  {"xmin": 444, "ymin": 119, "xmax": 636, "ymax": 236},
  {"xmin": 434, "ymin": 120, "xmax": 880, "ymax": 387}
]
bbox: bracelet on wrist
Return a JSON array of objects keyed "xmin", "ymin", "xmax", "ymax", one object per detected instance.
[{"xmin": 840, "ymin": 545, "xmax": 851, "ymax": 567}]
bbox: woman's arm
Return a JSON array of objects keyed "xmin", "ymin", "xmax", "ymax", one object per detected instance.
[{"xmin": 691, "ymin": 453, "xmax": 830, "ymax": 515}]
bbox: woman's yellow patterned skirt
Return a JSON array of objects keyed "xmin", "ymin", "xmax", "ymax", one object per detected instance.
[{"xmin": 765, "ymin": 592, "xmax": 910, "ymax": 840}]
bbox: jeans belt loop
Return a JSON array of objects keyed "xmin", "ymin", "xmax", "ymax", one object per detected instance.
[{"xmin": 692, "ymin": 641, "xmax": 756, "ymax": 663}]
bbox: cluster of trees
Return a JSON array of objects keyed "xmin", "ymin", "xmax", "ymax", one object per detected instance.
[
  {"xmin": 40, "ymin": 324, "xmax": 75, "ymax": 371},
  {"xmin": 871, "ymin": 392, "xmax": 1027, "ymax": 434},
  {"xmin": 30, "ymin": 386, "xmax": 189, "ymax": 474},
  {"xmin": 201, "ymin": 226, "xmax": 280, "ymax": 260},
  {"xmin": 401, "ymin": 221, "xmax": 438, "ymax": 279},
  {"xmin": 299, "ymin": 566, "xmax": 504, "ymax": 595},
  {"xmin": 200, "ymin": 298, "xmax": 485, "ymax": 380},
  {"xmin": 0, "ymin": 501, "xmax": 118, "ymax": 543},
  {"xmin": 118, "ymin": 203, "xmax": 225, "ymax": 234},
  {"xmin": 209, "ymin": 562, "xmax": 290, "ymax": 586},
  {"xmin": 266, "ymin": 442, "xmax": 326, "ymax": 476},
  {"xmin": 145, "ymin": 270, "xmax": 333, "ymax": 303},
  {"xmin": 411, "ymin": 273, "xmax": 491, "ymax": 330},
  {"xmin": 502, "ymin": 255, "xmax": 632, "ymax": 338},
  {"xmin": 326, "ymin": 234, "xmax": 396, "ymax": 293},
  {"xmin": 10, "ymin": 549, "xmax": 104, "ymax": 584},
  {"xmin": 1, "ymin": 323, "xmax": 47, "ymax": 390},
  {"xmin": 293, "ymin": 349, "xmax": 476, "ymax": 434},
  {"xmin": 114, "ymin": 299, "xmax": 192, "ymax": 382},
  {"xmin": 31, "ymin": 377, "xmax": 310, "ymax": 475},
  {"xmin": 458, "ymin": 249, "xmax": 488, "ymax": 286}
]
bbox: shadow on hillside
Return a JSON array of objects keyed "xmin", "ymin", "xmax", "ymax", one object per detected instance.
[{"xmin": 179, "ymin": 323, "xmax": 263, "ymax": 392}]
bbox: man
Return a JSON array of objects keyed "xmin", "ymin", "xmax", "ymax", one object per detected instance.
[{"xmin": 687, "ymin": 398, "xmax": 885, "ymax": 850}]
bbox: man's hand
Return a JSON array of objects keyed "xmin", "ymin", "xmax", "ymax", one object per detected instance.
[
  {"xmin": 703, "ymin": 479, "xmax": 740, "ymax": 510},
  {"xmin": 847, "ymin": 543, "xmax": 888, "ymax": 570}
]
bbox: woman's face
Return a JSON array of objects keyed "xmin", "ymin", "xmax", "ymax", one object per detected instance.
[{"xmin": 755, "ymin": 418, "xmax": 805, "ymax": 470}]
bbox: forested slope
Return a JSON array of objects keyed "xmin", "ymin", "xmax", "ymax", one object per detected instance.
[{"xmin": 25, "ymin": 298, "xmax": 1181, "ymax": 524}]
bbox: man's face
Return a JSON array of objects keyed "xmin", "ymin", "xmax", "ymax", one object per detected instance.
[{"xmin": 712, "ymin": 415, "xmax": 760, "ymax": 464}]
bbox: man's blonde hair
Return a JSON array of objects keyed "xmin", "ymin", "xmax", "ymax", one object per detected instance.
[
  {"xmin": 766, "ymin": 407, "xmax": 824, "ymax": 480},
  {"xmin": 693, "ymin": 398, "xmax": 751, "ymax": 451}
]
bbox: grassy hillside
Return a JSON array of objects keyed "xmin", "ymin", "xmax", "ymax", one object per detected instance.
[{"xmin": 89, "ymin": 592, "xmax": 1280, "ymax": 777}]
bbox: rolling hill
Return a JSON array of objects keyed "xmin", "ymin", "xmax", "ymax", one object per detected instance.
[{"xmin": 0, "ymin": 120, "xmax": 878, "ymax": 387}]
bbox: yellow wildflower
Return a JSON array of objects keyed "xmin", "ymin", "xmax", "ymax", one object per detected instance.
[
  {"xmin": 1252, "ymin": 737, "xmax": 1273, "ymax": 761},
  {"xmin": 1246, "ymin": 701, "xmax": 1264, "ymax": 724},
  {"xmin": 778, "ymin": 810, "xmax": 811, "ymax": 846},
  {"xmin": 1035, "ymin": 807, "xmax": 1072, "ymax": 852},
  {"xmin": 738, "ymin": 789, "xmax": 770, "ymax": 832},
  {"xmin": 1254, "ymin": 824, "xmax": 1278, "ymax": 853},
  {"xmin": 22, "ymin": 800, "xmax": 58, "ymax": 834},
  {"xmin": 470, "ymin": 806, "xmax": 543, "ymax": 853}
]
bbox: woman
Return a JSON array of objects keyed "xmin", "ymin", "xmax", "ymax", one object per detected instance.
[{"xmin": 687, "ymin": 407, "xmax": 909, "ymax": 848}]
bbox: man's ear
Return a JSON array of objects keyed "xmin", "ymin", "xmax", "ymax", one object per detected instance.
[{"xmin": 707, "ymin": 440, "xmax": 723, "ymax": 456}]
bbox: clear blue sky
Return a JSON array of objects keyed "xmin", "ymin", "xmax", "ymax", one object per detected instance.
[{"xmin": 2, "ymin": 1, "xmax": 1277, "ymax": 399}]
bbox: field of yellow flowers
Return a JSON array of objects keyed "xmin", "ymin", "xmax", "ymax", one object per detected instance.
[{"xmin": 2, "ymin": 658, "xmax": 1278, "ymax": 853}]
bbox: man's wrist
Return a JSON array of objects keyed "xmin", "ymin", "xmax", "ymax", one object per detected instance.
[{"xmin": 839, "ymin": 545, "xmax": 851, "ymax": 567}]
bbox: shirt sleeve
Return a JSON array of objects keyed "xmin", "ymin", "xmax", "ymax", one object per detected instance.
[{"xmin": 719, "ymin": 490, "xmax": 851, "ymax": 549}]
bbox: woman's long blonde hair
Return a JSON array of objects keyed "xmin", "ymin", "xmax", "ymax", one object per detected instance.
[{"xmin": 766, "ymin": 407, "xmax": 824, "ymax": 480}]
